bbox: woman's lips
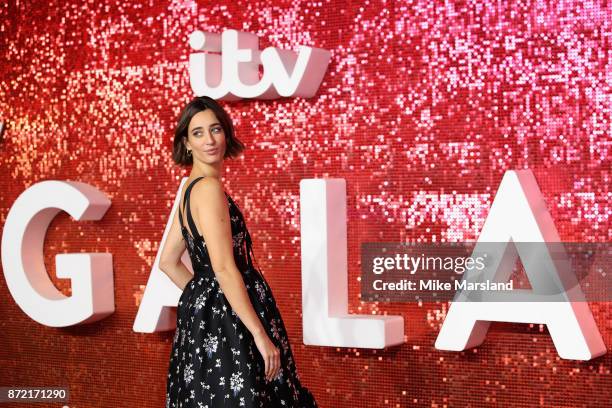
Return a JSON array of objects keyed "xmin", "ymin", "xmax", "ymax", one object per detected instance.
[{"xmin": 205, "ymin": 148, "xmax": 218, "ymax": 155}]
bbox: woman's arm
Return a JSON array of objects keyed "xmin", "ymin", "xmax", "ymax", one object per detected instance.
[
  {"xmin": 190, "ymin": 177, "xmax": 266, "ymax": 338},
  {"xmin": 159, "ymin": 204, "xmax": 193, "ymax": 290}
]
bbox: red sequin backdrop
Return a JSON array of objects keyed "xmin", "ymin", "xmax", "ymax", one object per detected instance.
[{"xmin": 0, "ymin": 0, "xmax": 610, "ymax": 407}]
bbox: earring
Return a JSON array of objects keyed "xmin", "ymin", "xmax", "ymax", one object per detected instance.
[{"xmin": 187, "ymin": 149, "xmax": 192, "ymax": 156}]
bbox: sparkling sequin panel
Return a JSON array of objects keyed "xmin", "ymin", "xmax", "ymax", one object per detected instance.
[{"xmin": 0, "ymin": 0, "xmax": 610, "ymax": 407}]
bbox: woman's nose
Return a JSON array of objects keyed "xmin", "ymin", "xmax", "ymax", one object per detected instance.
[{"xmin": 204, "ymin": 130, "xmax": 215, "ymax": 144}]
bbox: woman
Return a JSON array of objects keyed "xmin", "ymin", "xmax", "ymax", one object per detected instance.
[{"xmin": 160, "ymin": 96, "xmax": 318, "ymax": 407}]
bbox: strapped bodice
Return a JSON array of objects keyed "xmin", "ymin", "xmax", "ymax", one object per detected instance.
[{"xmin": 178, "ymin": 176, "xmax": 257, "ymax": 275}]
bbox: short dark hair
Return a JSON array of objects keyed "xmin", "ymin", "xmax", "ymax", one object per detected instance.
[{"xmin": 172, "ymin": 96, "xmax": 245, "ymax": 166}]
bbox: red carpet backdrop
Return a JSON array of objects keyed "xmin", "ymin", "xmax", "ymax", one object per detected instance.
[{"xmin": 0, "ymin": 0, "xmax": 610, "ymax": 407}]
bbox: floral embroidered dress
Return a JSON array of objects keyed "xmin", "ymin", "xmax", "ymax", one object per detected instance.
[{"xmin": 166, "ymin": 176, "xmax": 318, "ymax": 408}]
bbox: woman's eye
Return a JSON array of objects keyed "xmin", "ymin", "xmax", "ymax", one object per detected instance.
[{"xmin": 212, "ymin": 127, "xmax": 222, "ymax": 133}]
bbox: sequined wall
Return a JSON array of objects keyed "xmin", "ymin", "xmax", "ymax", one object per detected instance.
[{"xmin": 0, "ymin": 0, "xmax": 610, "ymax": 407}]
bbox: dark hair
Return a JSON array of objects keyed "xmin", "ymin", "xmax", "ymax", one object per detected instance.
[{"xmin": 172, "ymin": 96, "xmax": 245, "ymax": 166}]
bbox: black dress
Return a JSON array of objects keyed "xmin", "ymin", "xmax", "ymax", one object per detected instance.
[{"xmin": 166, "ymin": 176, "xmax": 318, "ymax": 408}]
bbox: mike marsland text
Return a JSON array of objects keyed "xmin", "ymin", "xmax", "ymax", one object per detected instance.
[{"xmin": 372, "ymin": 279, "xmax": 514, "ymax": 291}]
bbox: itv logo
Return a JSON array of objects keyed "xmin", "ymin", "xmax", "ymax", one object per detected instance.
[{"xmin": 187, "ymin": 29, "xmax": 332, "ymax": 100}]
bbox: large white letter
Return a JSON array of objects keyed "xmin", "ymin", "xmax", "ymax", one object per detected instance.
[
  {"xmin": 435, "ymin": 170, "xmax": 606, "ymax": 360},
  {"xmin": 300, "ymin": 179, "xmax": 404, "ymax": 348},
  {"xmin": 133, "ymin": 178, "xmax": 194, "ymax": 333},
  {"xmin": 1, "ymin": 181, "xmax": 113, "ymax": 327}
]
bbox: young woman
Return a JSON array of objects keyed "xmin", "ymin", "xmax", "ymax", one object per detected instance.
[{"xmin": 160, "ymin": 96, "xmax": 318, "ymax": 407}]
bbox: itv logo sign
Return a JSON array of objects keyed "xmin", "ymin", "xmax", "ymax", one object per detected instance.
[{"xmin": 187, "ymin": 29, "xmax": 332, "ymax": 100}]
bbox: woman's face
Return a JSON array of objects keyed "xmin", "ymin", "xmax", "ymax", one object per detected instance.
[{"xmin": 184, "ymin": 109, "xmax": 227, "ymax": 163}]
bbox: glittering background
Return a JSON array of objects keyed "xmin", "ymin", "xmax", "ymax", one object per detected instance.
[{"xmin": 0, "ymin": 0, "xmax": 610, "ymax": 407}]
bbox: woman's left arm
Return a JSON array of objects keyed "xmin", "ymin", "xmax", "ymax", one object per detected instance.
[{"xmin": 159, "ymin": 205, "xmax": 193, "ymax": 291}]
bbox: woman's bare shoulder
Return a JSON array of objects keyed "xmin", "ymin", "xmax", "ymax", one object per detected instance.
[{"xmin": 191, "ymin": 177, "xmax": 226, "ymax": 206}]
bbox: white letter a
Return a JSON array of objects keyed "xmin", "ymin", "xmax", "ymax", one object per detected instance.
[{"xmin": 435, "ymin": 170, "xmax": 606, "ymax": 360}]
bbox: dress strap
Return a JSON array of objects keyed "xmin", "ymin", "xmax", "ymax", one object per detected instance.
[
  {"xmin": 181, "ymin": 176, "xmax": 206, "ymax": 240},
  {"xmin": 178, "ymin": 199, "xmax": 185, "ymax": 229}
]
